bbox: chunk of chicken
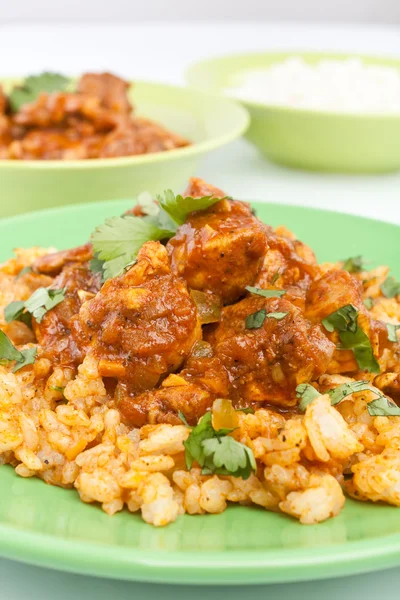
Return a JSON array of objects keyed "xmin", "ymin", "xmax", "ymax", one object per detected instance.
[
  {"xmin": 78, "ymin": 72, "xmax": 132, "ymax": 115},
  {"xmin": 33, "ymin": 243, "xmax": 93, "ymax": 275},
  {"xmin": 206, "ymin": 295, "xmax": 335, "ymax": 408},
  {"xmin": 34, "ymin": 263, "xmax": 101, "ymax": 365},
  {"xmin": 77, "ymin": 241, "xmax": 201, "ymax": 392},
  {"xmin": 254, "ymin": 228, "xmax": 317, "ymax": 309},
  {"xmin": 167, "ymin": 196, "xmax": 268, "ymax": 305},
  {"xmin": 306, "ymin": 269, "xmax": 389, "ymax": 374},
  {"xmin": 118, "ymin": 351, "xmax": 230, "ymax": 426}
]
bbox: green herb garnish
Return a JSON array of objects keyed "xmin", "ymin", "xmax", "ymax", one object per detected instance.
[
  {"xmin": 5, "ymin": 287, "xmax": 66, "ymax": 325},
  {"xmin": 342, "ymin": 255, "xmax": 368, "ymax": 274},
  {"xmin": 381, "ymin": 276, "xmax": 400, "ymax": 299},
  {"xmin": 0, "ymin": 331, "xmax": 36, "ymax": 372},
  {"xmin": 9, "ymin": 72, "xmax": 70, "ymax": 112},
  {"xmin": 387, "ymin": 323, "xmax": 400, "ymax": 343},
  {"xmin": 363, "ymin": 298, "xmax": 373, "ymax": 310},
  {"xmin": 236, "ymin": 407, "xmax": 255, "ymax": 415},
  {"xmin": 245, "ymin": 309, "xmax": 288, "ymax": 330},
  {"xmin": 182, "ymin": 411, "xmax": 256, "ymax": 479},
  {"xmin": 322, "ymin": 304, "xmax": 380, "ymax": 373},
  {"xmin": 15, "ymin": 266, "xmax": 33, "ymax": 280},
  {"xmin": 296, "ymin": 383, "xmax": 321, "ymax": 411},
  {"xmin": 271, "ymin": 271, "xmax": 280, "ymax": 284},
  {"xmin": 245, "ymin": 286, "xmax": 286, "ymax": 298},
  {"xmin": 91, "ymin": 191, "xmax": 223, "ymax": 280},
  {"xmin": 296, "ymin": 379, "xmax": 400, "ymax": 417}
]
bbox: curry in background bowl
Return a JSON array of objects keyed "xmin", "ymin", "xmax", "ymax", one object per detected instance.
[{"xmin": 0, "ymin": 74, "xmax": 248, "ymax": 216}]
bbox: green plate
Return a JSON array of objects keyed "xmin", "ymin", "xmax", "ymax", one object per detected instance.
[
  {"xmin": 186, "ymin": 52, "xmax": 400, "ymax": 173},
  {"xmin": 0, "ymin": 200, "xmax": 399, "ymax": 585},
  {"xmin": 0, "ymin": 80, "xmax": 248, "ymax": 217}
]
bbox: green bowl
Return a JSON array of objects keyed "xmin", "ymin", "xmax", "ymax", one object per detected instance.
[
  {"xmin": 186, "ymin": 52, "xmax": 400, "ymax": 173},
  {"xmin": 0, "ymin": 80, "xmax": 249, "ymax": 217}
]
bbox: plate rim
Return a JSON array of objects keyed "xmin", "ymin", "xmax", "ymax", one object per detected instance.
[{"xmin": 0, "ymin": 200, "xmax": 399, "ymax": 584}]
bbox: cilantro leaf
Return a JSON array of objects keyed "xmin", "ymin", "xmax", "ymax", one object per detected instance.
[
  {"xmin": 342, "ymin": 255, "xmax": 367, "ymax": 273},
  {"xmin": 202, "ymin": 436, "xmax": 256, "ymax": 479},
  {"xmin": 322, "ymin": 304, "xmax": 380, "ymax": 373},
  {"xmin": 182, "ymin": 410, "xmax": 256, "ymax": 479},
  {"xmin": 4, "ymin": 300, "xmax": 31, "ymax": 327},
  {"xmin": 15, "ymin": 266, "xmax": 33, "ymax": 280},
  {"xmin": 178, "ymin": 410, "xmax": 190, "ymax": 427},
  {"xmin": 296, "ymin": 383, "xmax": 320, "ymax": 411},
  {"xmin": 91, "ymin": 216, "xmax": 172, "ymax": 280},
  {"xmin": 245, "ymin": 309, "xmax": 287, "ymax": 329},
  {"xmin": 297, "ymin": 379, "xmax": 400, "ymax": 418},
  {"xmin": 367, "ymin": 396, "xmax": 400, "ymax": 416},
  {"xmin": 9, "ymin": 72, "xmax": 70, "ymax": 112},
  {"xmin": 0, "ymin": 331, "xmax": 36, "ymax": 371},
  {"xmin": 245, "ymin": 286, "xmax": 286, "ymax": 298},
  {"xmin": 381, "ymin": 276, "xmax": 400, "ymax": 299},
  {"xmin": 13, "ymin": 347, "xmax": 37, "ymax": 373},
  {"xmin": 157, "ymin": 190, "xmax": 223, "ymax": 226},
  {"xmin": 24, "ymin": 287, "xmax": 66, "ymax": 324},
  {"xmin": 89, "ymin": 255, "xmax": 105, "ymax": 279},
  {"xmin": 328, "ymin": 380, "xmax": 380, "ymax": 406},
  {"xmin": 271, "ymin": 271, "xmax": 280, "ymax": 284},
  {"xmin": 387, "ymin": 323, "xmax": 400, "ymax": 343},
  {"xmin": 363, "ymin": 298, "xmax": 373, "ymax": 310},
  {"xmin": 322, "ymin": 304, "xmax": 358, "ymax": 333}
]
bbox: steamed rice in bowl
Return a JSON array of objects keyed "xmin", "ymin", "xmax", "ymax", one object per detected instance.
[{"xmin": 1, "ymin": 179, "xmax": 400, "ymax": 527}]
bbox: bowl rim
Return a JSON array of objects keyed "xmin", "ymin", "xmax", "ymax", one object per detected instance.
[
  {"xmin": 186, "ymin": 50, "xmax": 400, "ymax": 120},
  {"xmin": 0, "ymin": 79, "xmax": 249, "ymax": 169}
]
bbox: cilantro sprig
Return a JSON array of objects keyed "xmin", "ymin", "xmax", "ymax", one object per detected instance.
[
  {"xmin": 179, "ymin": 411, "xmax": 256, "ymax": 479},
  {"xmin": 296, "ymin": 380, "xmax": 400, "ymax": 417},
  {"xmin": 9, "ymin": 72, "xmax": 71, "ymax": 112},
  {"xmin": 0, "ymin": 331, "xmax": 36, "ymax": 372},
  {"xmin": 91, "ymin": 191, "xmax": 224, "ymax": 280},
  {"xmin": 5, "ymin": 288, "xmax": 66, "ymax": 326},
  {"xmin": 322, "ymin": 304, "xmax": 380, "ymax": 373},
  {"xmin": 387, "ymin": 323, "xmax": 400, "ymax": 343}
]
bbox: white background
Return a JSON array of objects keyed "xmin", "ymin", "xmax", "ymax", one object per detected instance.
[{"xmin": 0, "ymin": 0, "xmax": 400, "ymax": 23}]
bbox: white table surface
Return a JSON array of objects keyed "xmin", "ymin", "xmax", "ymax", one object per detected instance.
[{"xmin": 1, "ymin": 19, "xmax": 400, "ymax": 599}]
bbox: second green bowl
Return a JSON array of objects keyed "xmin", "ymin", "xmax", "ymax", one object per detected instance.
[{"xmin": 187, "ymin": 51, "xmax": 400, "ymax": 173}]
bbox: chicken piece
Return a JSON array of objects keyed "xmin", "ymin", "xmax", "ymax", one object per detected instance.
[
  {"xmin": 167, "ymin": 197, "xmax": 268, "ymax": 305},
  {"xmin": 78, "ymin": 72, "xmax": 132, "ymax": 115},
  {"xmin": 33, "ymin": 243, "xmax": 93, "ymax": 275},
  {"xmin": 184, "ymin": 177, "xmax": 226, "ymax": 199},
  {"xmin": 118, "ymin": 349, "xmax": 230, "ymax": 426},
  {"xmin": 306, "ymin": 269, "xmax": 389, "ymax": 374},
  {"xmin": 205, "ymin": 295, "xmax": 335, "ymax": 408},
  {"xmin": 77, "ymin": 241, "xmax": 201, "ymax": 392},
  {"xmin": 254, "ymin": 229, "xmax": 317, "ymax": 309},
  {"xmin": 12, "ymin": 92, "xmax": 117, "ymax": 131},
  {"xmin": 34, "ymin": 262, "xmax": 101, "ymax": 365}
]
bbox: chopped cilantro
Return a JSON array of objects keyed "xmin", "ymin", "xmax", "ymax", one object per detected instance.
[
  {"xmin": 236, "ymin": 407, "xmax": 255, "ymax": 415},
  {"xmin": 0, "ymin": 331, "xmax": 36, "ymax": 372},
  {"xmin": 157, "ymin": 190, "xmax": 224, "ymax": 227},
  {"xmin": 342, "ymin": 255, "xmax": 367, "ymax": 273},
  {"xmin": 4, "ymin": 300, "xmax": 31, "ymax": 328},
  {"xmin": 297, "ymin": 379, "xmax": 400, "ymax": 417},
  {"xmin": 363, "ymin": 298, "xmax": 373, "ymax": 310},
  {"xmin": 271, "ymin": 271, "xmax": 280, "ymax": 284},
  {"xmin": 387, "ymin": 323, "xmax": 400, "ymax": 343},
  {"xmin": 245, "ymin": 286, "xmax": 286, "ymax": 298},
  {"xmin": 245, "ymin": 309, "xmax": 287, "ymax": 329},
  {"xmin": 15, "ymin": 266, "xmax": 33, "ymax": 280},
  {"xmin": 5, "ymin": 287, "xmax": 66, "ymax": 325},
  {"xmin": 381, "ymin": 276, "xmax": 400, "ymax": 299},
  {"xmin": 322, "ymin": 304, "xmax": 380, "ymax": 373},
  {"xmin": 296, "ymin": 383, "xmax": 320, "ymax": 411},
  {"xmin": 9, "ymin": 72, "xmax": 70, "ymax": 112},
  {"xmin": 182, "ymin": 411, "xmax": 256, "ymax": 479}
]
